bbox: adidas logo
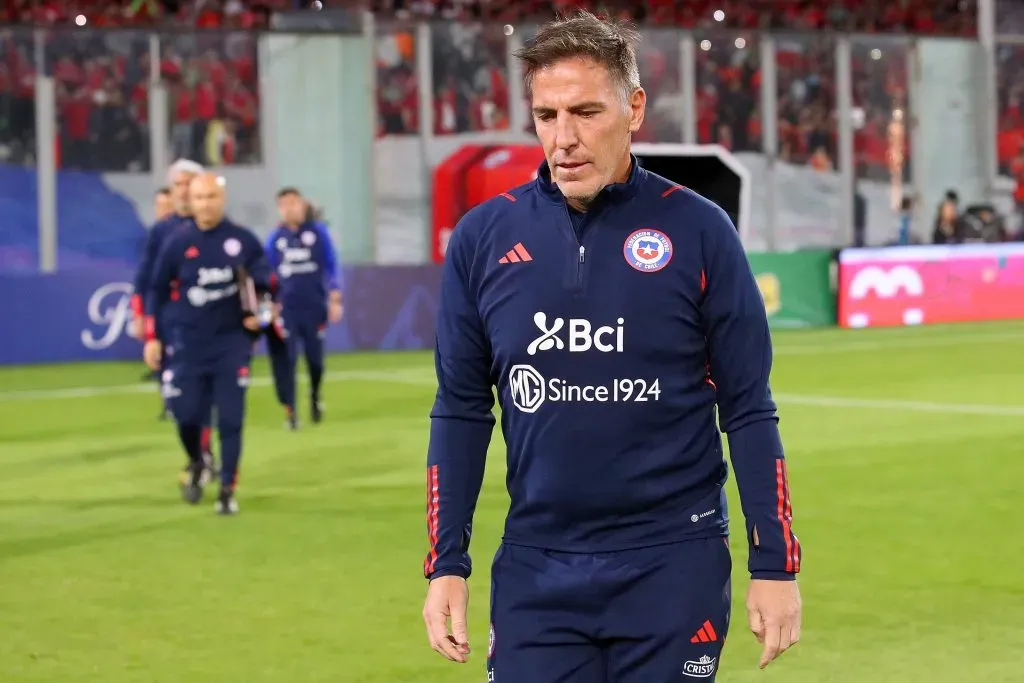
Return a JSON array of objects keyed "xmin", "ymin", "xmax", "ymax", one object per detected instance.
[
  {"xmin": 689, "ymin": 620, "xmax": 718, "ymax": 643},
  {"xmin": 498, "ymin": 242, "xmax": 532, "ymax": 264}
]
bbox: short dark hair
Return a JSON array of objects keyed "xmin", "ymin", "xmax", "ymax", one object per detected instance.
[
  {"xmin": 156, "ymin": 186, "xmax": 171, "ymax": 196},
  {"xmin": 513, "ymin": 10, "xmax": 641, "ymax": 106},
  {"xmin": 276, "ymin": 187, "xmax": 302, "ymax": 199}
]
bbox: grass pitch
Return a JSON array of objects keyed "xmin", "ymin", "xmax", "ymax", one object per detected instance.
[{"xmin": 0, "ymin": 320, "xmax": 1022, "ymax": 682}]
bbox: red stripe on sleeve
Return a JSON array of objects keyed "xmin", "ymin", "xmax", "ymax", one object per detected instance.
[
  {"xmin": 423, "ymin": 465, "xmax": 440, "ymax": 576},
  {"xmin": 775, "ymin": 459, "xmax": 799, "ymax": 573},
  {"xmin": 143, "ymin": 316, "xmax": 157, "ymax": 342},
  {"xmin": 781, "ymin": 459, "xmax": 801, "ymax": 572},
  {"xmin": 130, "ymin": 294, "xmax": 143, "ymax": 317}
]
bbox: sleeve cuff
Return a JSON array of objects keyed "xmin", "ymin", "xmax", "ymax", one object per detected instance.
[
  {"xmin": 143, "ymin": 316, "xmax": 157, "ymax": 342},
  {"xmin": 751, "ymin": 570, "xmax": 798, "ymax": 581},
  {"xmin": 130, "ymin": 294, "xmax": 143, "ymax": 317},
  {"xmin": 426, "ymin": 566, "xmax": 469, "ymax": 582}
]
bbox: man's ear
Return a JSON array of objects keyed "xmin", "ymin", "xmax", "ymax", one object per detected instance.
[{"xmin": 628, "ymin": 87, "xmax": 646, "ymax": 134}]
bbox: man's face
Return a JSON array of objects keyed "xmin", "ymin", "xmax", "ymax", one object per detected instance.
[
  {"xmin": 189, "ymin": 179, "xmax": 225, "ymax": 227},
  {"xmin": 154, "ymin": 192, "xmax": 173, "ymax": 221},
  {"xmin": 531, "ymin": 57, "xmax": 645, "ymax": 205},
  {"xmin": 172, "ymin": 171, "xmax": 196, "ymax": 212},
  {"xmin": 277, "ymin": 192, "xmax": 306, "ymax": 227}
]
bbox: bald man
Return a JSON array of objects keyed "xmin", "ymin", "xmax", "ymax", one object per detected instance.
[{"xmin": 144, "ymin": 173, "xmax": 274, "ymax": 515}]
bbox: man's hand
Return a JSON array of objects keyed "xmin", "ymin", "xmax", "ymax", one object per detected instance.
[
  {"xmin": 242, "ymin": 315, "xmax": 261, "ymax": 332},
  {"xmin": 143, "ymin": 339, "xmax": 162, "ymax": 371},
  {"xmin": 423, "ymin": 575, "xmax": 470, "ymax": 663},
  {"xmin": 747, "ymin": 578, "xmax": 802, "ymax": 669},
  {"xmin": 328, "ymin": 301, "xmax": 343, "ymax": 324}
]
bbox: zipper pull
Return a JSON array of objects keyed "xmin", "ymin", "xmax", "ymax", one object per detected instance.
[{"xmin": 579, "ymin": 245, "xmax": 585, "ymax": 263}]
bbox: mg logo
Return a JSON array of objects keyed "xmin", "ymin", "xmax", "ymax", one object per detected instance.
[
  {"xmin": 848, "ymin": 265, "xmax": 924, "ymax": 299},
  {"xmin": 526, "ymin": 312, "xmax": 624, "ymax": 355},
  {"xmin": 508, "ymin": 364, "xmax": 545, "ymax": 413}
]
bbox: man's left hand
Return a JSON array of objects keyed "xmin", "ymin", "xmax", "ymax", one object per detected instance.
[
  {"xmin": 242, "ymin": 315, "xmax": 261, "ymax": 332},
  {"xmin": 747, "ymin": 578, "xmax": 802, "ymax": 669},
  {"xmin": 328, "ymin": 301, "xmax": 343, "ymax": 324}
]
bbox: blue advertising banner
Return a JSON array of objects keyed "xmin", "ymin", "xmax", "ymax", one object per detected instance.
[{"xmin": 0, "ymin": 265, "xmax": 442, "ymax": 366}]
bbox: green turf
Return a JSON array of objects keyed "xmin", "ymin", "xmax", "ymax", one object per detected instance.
[{"xmin": 0, "ymin": 320, "xmax": 1022, "ymax": 682}]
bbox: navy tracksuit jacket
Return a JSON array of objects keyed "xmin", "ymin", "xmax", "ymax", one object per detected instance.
[
  {"xmin": 133, "ymin": 214, "xmax": 192, "ymax": 344},
  {"xmin": 424, "ymin": 157, "xmax": 802, "ymax": 682},
  {"xmin": 145, "ymin": 219, "xmax": 271, "ymax": 488},
  {"xmin": 262, "ymin": 221, "xmax": 342, "ymax": 408}
]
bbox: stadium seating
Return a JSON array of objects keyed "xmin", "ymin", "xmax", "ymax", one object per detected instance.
[
  {"xmin": 0, "ymin": 0, "xmax": 988, "ymax": 269},
  {"xmin": 370, "ymin": 0, "xmax": 976, "ymax": 35}
]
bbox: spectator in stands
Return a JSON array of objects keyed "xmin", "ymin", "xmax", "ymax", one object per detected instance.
[
  {"xmin": 94, "ymin": 74, "xmax": 142, "ymax": 170},
  {"xmin": 932, "ymin": 190, "xmax": 961, "ymax": 244},
  {"xmin": 695, "ymin": 38, "xmax": 759, "ymax": 152},
  {"xmin": 1009, "ymin": 144, "xmax": 1024, "ymax": 233},
  {"xmin": 896, "ymin": 195, "xmax": 912, "ymax": 245},
  {"xmin": 809, "ymin": 146, "xmax": 831, "ymax": 171},
  {"xmin": 959, "ymin": 204, "xmax": 1008, "ymax": 243},
  {"xmin": 430, "ymin": 22, "xmax": 509, "ymax": 134}
]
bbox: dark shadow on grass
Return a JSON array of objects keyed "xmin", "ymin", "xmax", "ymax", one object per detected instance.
[
  {"xmin": 229, "ymin": 489, "xmax": 421, "ymax": 517},
  {"xmin": 0, "ymin": 514, "xmax": 199, "ymax": 563},
  {"xmin": 0, "ymin": 492, "xmax": 183, "ymax": 511},
  {"xmin": 5, "ymin": 443, "xmax": 164, "ymax": 476}
]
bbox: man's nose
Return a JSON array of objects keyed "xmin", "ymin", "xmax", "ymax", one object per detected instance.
[{"xmin": 554, "ymin": 112, "xmax": 579, "ymax": 151}]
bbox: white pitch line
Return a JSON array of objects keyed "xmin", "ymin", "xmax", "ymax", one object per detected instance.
[
  {"xmin": 773, "ymin": 329, "xmax": 1022, "ymax": 356},
  {"xmin": 0, "ymin": 368, "xmax": 1020, "ymax": 418},
  {"xmin": 773, "ymin": 393, "xmax": 1024, "ymax": 417},
  {"xmin": 0, "ymin": 369, "xmax": 432, "ymax": 403}
]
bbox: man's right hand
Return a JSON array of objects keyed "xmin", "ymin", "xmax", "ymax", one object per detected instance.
[
  {"xmin": 143, "ymin": 339, "xmax": 162, "ymax": 371},
  {"xmin": 423, "ymin": 575, "xmax": 471, "ymax": 663}
]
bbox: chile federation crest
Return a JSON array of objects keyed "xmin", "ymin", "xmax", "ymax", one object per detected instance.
[{"xmin": 623, "ymin": 229, "xmax": 673, "ymax": 273}]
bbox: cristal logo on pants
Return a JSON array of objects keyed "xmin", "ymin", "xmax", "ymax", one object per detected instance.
[{"xmin": 682, "ymin": 655, "xmax": 717, "ymax": 678}]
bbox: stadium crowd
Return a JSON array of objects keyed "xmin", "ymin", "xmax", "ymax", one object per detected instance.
[
  {"xmin": 374, "ymin": 19, "xmax": 912, "ymax": 179},
  {"xmin": 0, "ymin": 0, "xmax": 982, "ymax": 178},
  {"xmin": 370, "ymin": 0, "xmax": 976, "ymax": 35}
]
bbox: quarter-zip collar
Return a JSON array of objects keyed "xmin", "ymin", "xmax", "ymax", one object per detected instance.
[{"xmin": 535, "ymin": 153, "xmax": 646, "ymax": 207}]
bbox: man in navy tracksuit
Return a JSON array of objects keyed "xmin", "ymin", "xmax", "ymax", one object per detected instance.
[
  {"xmin": 144, "ymin": 172, "xmax": 273, "ymax": 515},
  {"xmin": 132, "ymin": 160, "xmax": 215, "ymax": 464},
  {"xmin": 264, "ymin": 188, "xmax": 344, "ymax": 428},
  {"xmin": 421, "ymin": 12, "xmax": 803, "ymax": 682}
]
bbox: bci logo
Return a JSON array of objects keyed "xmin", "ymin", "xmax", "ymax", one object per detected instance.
[{"xmin": 526, "ymin": 312, "xmax": 624, "ymax": 355}]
